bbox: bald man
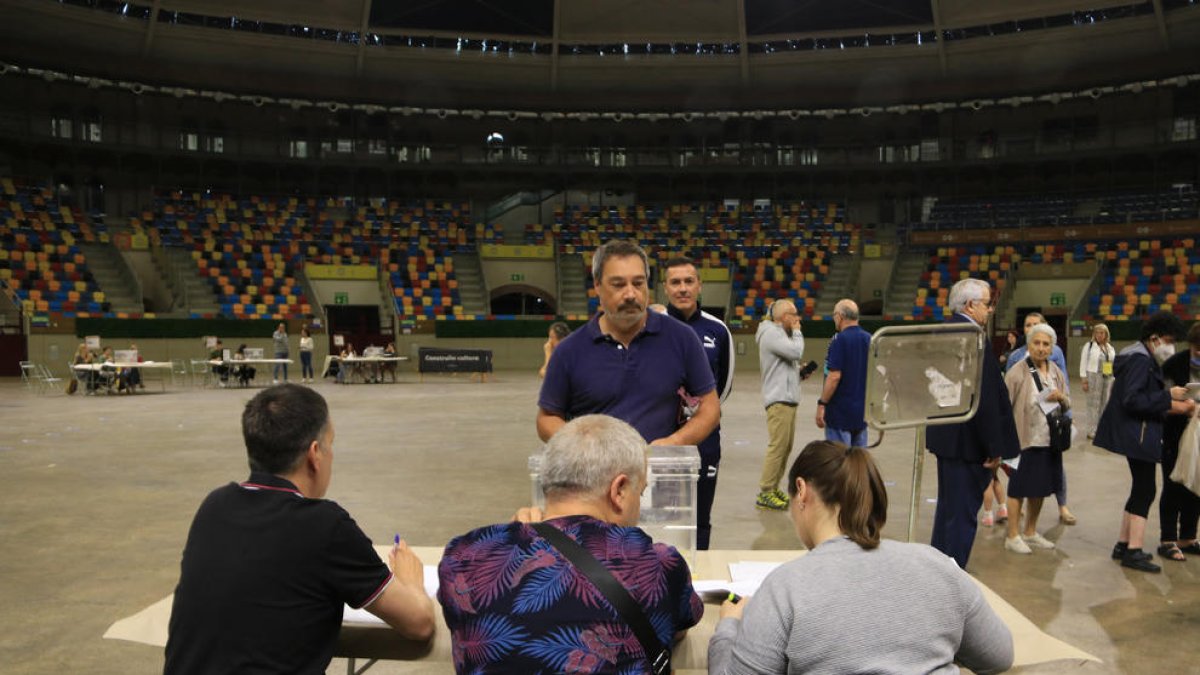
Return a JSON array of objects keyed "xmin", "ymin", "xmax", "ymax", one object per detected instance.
[
  {"xmin": 755, "ymin": 299, "xmax": 806, "ymax": 510},
  {"xmin": 816, "ymin": 299, "xmax": 872, "ymax": 447}
]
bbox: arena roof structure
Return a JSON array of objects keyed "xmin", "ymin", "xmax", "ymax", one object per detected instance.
[{"xmin": 0, "ymin": 0, "xmax": 1198, "ymax": 111}]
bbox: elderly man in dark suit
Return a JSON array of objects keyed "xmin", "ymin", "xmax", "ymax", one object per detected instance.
[{"xmin": 926, "ymin": 278, "xmax": 1021, "ymax": 569}]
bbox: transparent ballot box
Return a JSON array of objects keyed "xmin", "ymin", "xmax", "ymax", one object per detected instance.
[{"xmin": 528, "ymin": 445, "xmax": 700, "ymax": 562}]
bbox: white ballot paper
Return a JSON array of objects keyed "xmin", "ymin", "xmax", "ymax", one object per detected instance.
[
  {"xmin": 693, "ymin": 560, "xmax": 785, "ymax": 600},
  {"xmin": 341, "ymin": 565, "xmax": 440, "ymax": 625},
  {"xmin": 1035, "ymin": 385, "xmax": 1060, "ymax": 415}
]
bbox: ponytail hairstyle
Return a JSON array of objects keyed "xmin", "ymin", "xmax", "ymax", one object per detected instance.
[{"xmin": 787, "ymin": 440, "xmax": 889, "ymax": 550}]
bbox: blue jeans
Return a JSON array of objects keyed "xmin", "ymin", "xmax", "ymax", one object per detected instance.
[
  {"xmin": 824, "ymin": 426, "xmax": 868, "ymax": 448},
  {"xmin": 300, "ymin": 351, "xmax": 313, "ymax": 379},
  {"xmin": 273, "ymin": 352, "xmax": 288, "ymax": 381}
]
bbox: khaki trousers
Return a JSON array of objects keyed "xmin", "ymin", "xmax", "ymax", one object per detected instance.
[{"xmin": 760, "ymin": 402, "xmax": 798, "ymax": 492}]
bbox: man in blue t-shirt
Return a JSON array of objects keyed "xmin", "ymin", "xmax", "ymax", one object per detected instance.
[
  {"xmin": 537, "ymin": 240, "xmax": 719, "ymax": 447},
  {"xmin": 816, "ymin": 299, "xmax": 872, "ymax": 447}
]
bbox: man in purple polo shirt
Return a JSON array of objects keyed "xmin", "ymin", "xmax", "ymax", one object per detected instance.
[{"xmin": 537, "ymin": 240, "xmax": 719, "ymax": 446}]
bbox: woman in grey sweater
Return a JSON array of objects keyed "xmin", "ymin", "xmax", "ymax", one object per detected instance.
[{"xmin": 708, "ymin": 440, "xmax": 1013, "ymax": 674}]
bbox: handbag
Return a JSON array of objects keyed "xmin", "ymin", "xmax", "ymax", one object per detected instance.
[
  {"xmin": 1026, "ymin": 358, "xmax": 1072, "ymax": 452},
  {"xmin": 531, "ymin": 522, "xmax": 671, "ymax": 675},
  {"xmin": 1171, "ymin": 413, "xmax": 1200, "ymax": 496}
]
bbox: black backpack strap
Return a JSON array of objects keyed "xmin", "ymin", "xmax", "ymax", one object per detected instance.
[{"xmin": 531, "ymin": 522, "xmax": 671, "ymax": 675}]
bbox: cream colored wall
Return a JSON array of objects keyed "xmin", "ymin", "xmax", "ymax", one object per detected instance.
[
  {"xmin": 1011, "ymin": 279, "xmax": 1091, "ymax": 309},
  {"xmin": 482, "ymin": 260, "xmax": 557, "ymax": 297},
  {"xmin": 857, "ymin": 259, "xmax": 895, "ymax": 307},
  {"xmin": 311, "ymin": 279, "xmax": 381, "ymax": 306},
  {"xmin": 123, "ymin": 251, "xmax": 172, "ymax": 311},
  {"xmin": 29, "ymin": 330, "xmax": 822, "ymax": 379}
]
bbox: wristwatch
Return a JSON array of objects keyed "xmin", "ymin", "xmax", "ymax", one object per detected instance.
[{"xmin": 817, "ymin": 400, "xmax": 828, "ymax": 406}]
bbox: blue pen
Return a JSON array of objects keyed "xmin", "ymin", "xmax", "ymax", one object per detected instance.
[{"xmin": 394, "ymin": 533, "xmax": 401, "ymax": 547}]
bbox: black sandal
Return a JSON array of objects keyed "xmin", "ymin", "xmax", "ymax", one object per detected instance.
[
  {"xmin": 1157, "ymin": 543, "xmax": 1186, "ymax": 562},
  {"xmin": 1179, "ymin": 541, "xmax": 1200, "ymax": 555}
]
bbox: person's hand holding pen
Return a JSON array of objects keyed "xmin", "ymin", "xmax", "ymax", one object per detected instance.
[
  {"xmin": 389, "ymin": 534, "xmax": 425, "ymax": 590},
  {"xmin": 719, "ymin": 592, "xmax": 747, "ymax": 620}
]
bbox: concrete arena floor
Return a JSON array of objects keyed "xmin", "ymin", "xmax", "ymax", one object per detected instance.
[{"xmin": 0, "ymin": 370, "xmax": 1197, "ymax": 674}]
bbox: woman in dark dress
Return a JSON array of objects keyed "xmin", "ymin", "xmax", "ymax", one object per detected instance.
[{"xmin": 1002, "ymin": 323, "xmax": 1069, "ymax": 555}]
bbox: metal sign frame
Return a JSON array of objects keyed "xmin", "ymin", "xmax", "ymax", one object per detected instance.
[{"xmin": 864, "ymin": 322, "xmax": 988, "ymax": 541}]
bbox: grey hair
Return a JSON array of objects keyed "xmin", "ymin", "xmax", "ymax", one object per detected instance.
[
  {"xmin": 1028, "ymin": 322, "xmax": 1057, "ymax": 344},
  {"xmin": 834, "ymin": 299, "xmax": 859, "ymax": 321},
  {"xmin": 948, "ymin": 278, "xmax": 990, "ymax": 314},
  {"xmin": 592, "ymin": 240, "xmax": 650, "ymax": 283},
  {"xmin": 541, "ymin": 414, "xmax": 647, "ymax": 500}
]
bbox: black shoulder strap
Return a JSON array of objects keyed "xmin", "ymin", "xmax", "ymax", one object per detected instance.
[
  {"xmin": 1026, "ymin": 356, "xmax": 1047, "ymax": 392},
  {"xmin": 531, "ymin": 522, "xmax": 671, "ymax": 675}
]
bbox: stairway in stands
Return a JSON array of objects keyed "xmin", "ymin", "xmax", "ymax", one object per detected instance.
[
  {"xmin": 451, "ymin": 253, "xmax": 488, "ymax": 315},
  {"xmin": 883, "ymin": 249, "xmax": 930, "ymax": 318},
  {"xmin": 77, "ymin": 243, "xmax": 142, "ymax": 314}
]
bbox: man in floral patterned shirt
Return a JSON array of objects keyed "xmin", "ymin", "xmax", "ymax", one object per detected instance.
[{"xmin": 438, "ymin": 414, "xmax": 703, "ymax": 674}]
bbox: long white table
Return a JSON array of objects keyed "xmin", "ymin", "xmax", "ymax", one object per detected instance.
[
  {"xmin": 322, "ymin": 355, "xmax": 410, "ymax": 383},
  {"xmin": 104, "ymin": 546, "xmax": 1098, "ymax": 673},
  {"xmin": 72, "ymin": 361, "xmax": 174, "ymax": 393}
]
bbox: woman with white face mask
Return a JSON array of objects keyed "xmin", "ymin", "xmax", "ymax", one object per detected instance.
[{"xmin": 1094, "ymin": 311, "xmax": 1195, "ymax": 573}]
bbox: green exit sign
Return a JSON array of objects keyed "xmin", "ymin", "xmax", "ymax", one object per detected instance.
[
  {"xmin": 1050, "ymin": 292, "xmax": 1066, "ymax": 307},
  {"xmin": 510, "ymin": 273, "xmax": 524, "ymax": 282},
  {"xmin": 334, "ymin": 292, "xmax": 349, "ymax": 305}
]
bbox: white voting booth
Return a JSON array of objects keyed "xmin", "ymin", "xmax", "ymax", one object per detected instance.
[{"xmin": 864, "ymin": 322, "xmax": 986, "ymax": 541}]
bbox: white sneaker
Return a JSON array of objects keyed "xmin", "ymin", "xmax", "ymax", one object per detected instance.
[
  {"xmin": 272, "ymin": 379, "xmax": 279, "ymax": 385},
  {"xmin": 1005, "ymin": 536, "xmax": 1032, "ymax": 554},
  {"xmin": 1024, "ymin": 533, "xmax": 1056, "ymax": 550}
]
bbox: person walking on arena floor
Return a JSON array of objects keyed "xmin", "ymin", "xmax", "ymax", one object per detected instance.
[
  {"xmin": 272, "ymin": 322, "xmax": 289, "ymax": 383},
  {"xmin": 1095, "ymin": 311, "xmax": 1196, "ymax": 573},
  {"xmin": 1002, "ymin": 323, "xmax": 1070, "ymax": 555},
  {"xmin": 1079, "ymin": 323, "xmax": 1116, "ymax": 440},
  {"xmin": 537, "ymin": 240, "xmax": 719, "ymax": 447},
  {"xmin": 298, "ymin": 326, "xmax": 315, "ymax": 383},
  {"xmin": 815, "ymin": 299, "xmax": 871, "ymax": 448},
  {"xmin": 1006, "ymin": 311, "xmax": 1077, "ymax": 526},
  {"xmin": 926, "ymin": 278, "xmax": 1020, "ymax": 569},
  {"xmin": 164, "ymin": 384, "xmax": 435, "ymax": 673},
  {"xmin": 663, "ymin": 256, "xmax": 734, "ymax": 550},
  {"xmin": 755, "ymin": 299, "xmax": 806, "ymax": 511}
]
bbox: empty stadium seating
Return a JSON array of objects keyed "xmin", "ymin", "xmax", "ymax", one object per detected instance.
[{"xmin": 0, "ymin": 178, "xmax": 112, "ymax": 316}]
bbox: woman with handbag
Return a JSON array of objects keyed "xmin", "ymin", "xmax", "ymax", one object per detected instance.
[
  {"xmin": 1157, "ymin": 322, "xmax": 1200, "ymax": 562},
  {"xmin": 1095, "ymin": 311, "xmax": 1195, "ymax": 573},
  {"xmin": 1002, "ymin": 323, "xmax": 1071, "ymax": 555}
]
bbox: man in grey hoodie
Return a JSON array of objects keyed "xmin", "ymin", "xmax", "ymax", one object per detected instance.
[{"xmin": 755, "ymin": 299, "xmax": 806, "ymax": 510}]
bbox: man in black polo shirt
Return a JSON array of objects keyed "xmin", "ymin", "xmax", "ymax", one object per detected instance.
[{"xmin": 164, "ymin": 384, "xmax": 434, "ymax": 674}]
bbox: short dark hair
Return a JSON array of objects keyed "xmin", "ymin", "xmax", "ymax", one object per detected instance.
[
  {"xmin": 592, "ymin": 240, "xmax": 649, "ymax": 283},
  {"xmin": 1188, "ymin": 322, "xmax": 1200, "ymax": 347},
  {"xmin": 549, "ymin": 322, "xmax": 571, "ymax": 340},
  {"xmin": 242, "ymin": 384, "xmax": 330, "ymax": 474},
  {"xmin": 787, "ymin": 440, "xmax": 888, "ymax": 550},
  {"xmin": 1141, "ymin": 310, "xmax": 1186, "ymax": 342},
  {"xmin": 663, "ymin": 256, "xmax": 696, "ymax": 275}
]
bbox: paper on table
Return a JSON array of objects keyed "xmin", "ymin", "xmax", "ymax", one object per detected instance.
[
  {"xmin": 342, "ymin": 565, "xmax": 440, "ymax": 625},
  {"xmin": 693, "ymin": 560, "xmax": 785, "ymax": 601},
  {"xmin": 728, "ymin": 561, "xmax": 783, "ymax": 584},
  {"xmin": 692, "ymin": 579, "xmax": 762, "ymax": 600}
]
